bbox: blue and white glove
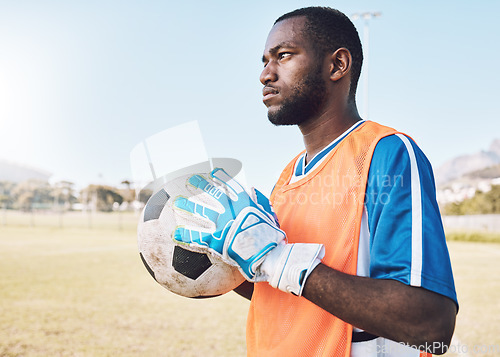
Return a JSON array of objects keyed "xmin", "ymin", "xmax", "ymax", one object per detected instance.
[{"xmin": 172, "ymin": 168, "xmax": 325, "ymax": 296}]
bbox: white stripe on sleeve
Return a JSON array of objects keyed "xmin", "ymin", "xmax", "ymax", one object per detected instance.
[{"xmin": 395, "ymin": 134, "xmax": 423, "ymax": 287}]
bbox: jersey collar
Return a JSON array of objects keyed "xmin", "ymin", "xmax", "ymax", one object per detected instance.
[{"xmin": 292, "ymin": 120, "xmax": 366, "ymax": 181}]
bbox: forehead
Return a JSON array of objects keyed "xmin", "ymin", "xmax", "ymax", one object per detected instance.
[{"xmin": 264, "ymin": 16, "xmax": 310, "ymax": 53}]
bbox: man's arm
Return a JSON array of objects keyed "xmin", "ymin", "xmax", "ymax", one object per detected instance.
[{"xmin": 302, "ymin": 263, "xmax": 457, "ymax": 355}]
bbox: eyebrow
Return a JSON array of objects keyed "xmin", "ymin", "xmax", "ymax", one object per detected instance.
[{"xmin": 262, "ymin": 41, "xmax": 298, "ymax": 63}]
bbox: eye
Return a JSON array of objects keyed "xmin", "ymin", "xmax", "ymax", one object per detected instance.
[{"xmin": 278, "ymin": 52, "xmax": 292, "ymax": 60}]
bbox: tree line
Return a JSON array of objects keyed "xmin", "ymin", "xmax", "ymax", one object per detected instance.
[
  {"xmin": 443, "ymin": 185, "xmax": 500, "ymax": 215},
  {"xmin": 0, "ymin": 180, "xmax": 151, "ymax": 212},
  {"xmin": 4, "ymin": 179, "xmax": 498, "ymax": 216}
]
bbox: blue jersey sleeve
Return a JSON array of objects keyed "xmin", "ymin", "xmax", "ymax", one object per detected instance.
[{"xmin": 365, "ymin": 134, "xmax": 458, "ymax": 306}]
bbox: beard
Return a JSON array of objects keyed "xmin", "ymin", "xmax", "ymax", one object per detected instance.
[{"xmin": 267, "ymin": 65, "xmax": 327, "ymax": 126}]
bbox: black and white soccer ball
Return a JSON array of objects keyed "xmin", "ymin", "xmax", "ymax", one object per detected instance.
[{"xmin": 137, "ymin": 173, "xmax": 245, "ymax": 298}]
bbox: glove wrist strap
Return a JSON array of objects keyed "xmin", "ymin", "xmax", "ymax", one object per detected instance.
[{"xmin": 267, "ymin": 243, "xmax": 325, "ymax": 296}]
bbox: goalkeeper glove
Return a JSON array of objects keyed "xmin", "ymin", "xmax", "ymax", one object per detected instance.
[{"xmin": 172, "ymin": 168, "xmax": 324, "ymax": 296}]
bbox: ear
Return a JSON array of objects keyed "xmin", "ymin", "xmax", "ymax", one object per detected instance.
[{"xmin": 328, "ymin": 48, "xmax": 352, "ymax": 82}]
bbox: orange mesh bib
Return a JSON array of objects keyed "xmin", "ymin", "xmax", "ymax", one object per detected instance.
[{"xmin": 246, "ymin": 121, "xmax": 400, "ymax": 357}]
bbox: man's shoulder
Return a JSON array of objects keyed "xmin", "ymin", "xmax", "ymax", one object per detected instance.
[
  {"xmin": 374, "ymin": 133, "xmax": 411, "ymax": 154},
  {"xmin": 371, "ymin": 132, "xmax": 432, "ymax": 170},
  {"xmin": 367, "ymin": 132, "xmax": 437, "ymax": 198}
]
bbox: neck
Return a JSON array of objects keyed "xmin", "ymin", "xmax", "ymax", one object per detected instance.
[{"xmin": 299, "ymin": 102, "xmax": 362, "ymax": 164}]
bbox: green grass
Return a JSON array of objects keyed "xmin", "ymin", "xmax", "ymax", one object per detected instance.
[
  {"xmin": 446, "ymin": 231, "xmax": 500, "ymax": 244},
  {"xmin": 445, "ymin": 241, "xmax": 500, "ymax": 357},
  {"xmin": 0, "ymin": 222, "xmax": 249, "ymax": 357},
  {"xmin": 1, "ymin": 213, "xmax": 499, "ymax": 356},
  {"xmin": 0, "ymin": 209, "xmax": 138, "ymax": 231}
]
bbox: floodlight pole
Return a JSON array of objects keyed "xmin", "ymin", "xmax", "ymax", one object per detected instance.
[{"xmin": 351, "ymin": 12, "xmax": 381, "ymax": 120}]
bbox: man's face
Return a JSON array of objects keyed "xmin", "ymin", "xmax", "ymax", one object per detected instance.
[{"xmin": 260, "ymin": 17, "xmax": 328, "ymax": 126}]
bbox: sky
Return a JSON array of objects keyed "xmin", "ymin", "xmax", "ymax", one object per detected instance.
[{"xmin": 0, "ymin": 0, "xmax": 499, "ymax": 195}]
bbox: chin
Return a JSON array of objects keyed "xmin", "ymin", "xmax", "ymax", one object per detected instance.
[
  {"xmin": 268, "ymin": 114, "xmax": 301, "ymax": 127},
  {"xmin": 267, "ymin": 107, "xmax": 309, "ymax": 126}
]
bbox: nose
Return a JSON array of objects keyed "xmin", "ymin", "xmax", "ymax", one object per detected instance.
[{"xmin": 260, "ymin": 62, "xmax": 277, "ymax": 85}]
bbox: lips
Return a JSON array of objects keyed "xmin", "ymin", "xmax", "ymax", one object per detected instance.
[{"xmin": 262, "ymin": 86, "xmax": 279, "ymax": 103}]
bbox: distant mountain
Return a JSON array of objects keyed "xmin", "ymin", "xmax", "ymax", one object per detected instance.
[
  {"xmin": 0, "ymin": 160, "xmax": 52, "ymax": 182},
  {"xmin": 490, "ymin": 139, "xmax": 500, "ymax": 157},
  {"xmin": 435, "ymin": 139, "xmax": 500, "ymax": 185},
  {"xmin": 465, "ymin": 164, "xmax": 500, "ymax": 180}
]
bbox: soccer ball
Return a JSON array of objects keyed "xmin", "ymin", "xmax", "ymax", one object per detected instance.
[{"xmin": 137, "ymin": 173, "xmax": 245, "ymax": 298}]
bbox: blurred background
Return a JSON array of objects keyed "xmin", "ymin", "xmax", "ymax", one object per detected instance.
[{"xmin": 1, "ymin": 0, "xmax": 499, "ymax": 356}]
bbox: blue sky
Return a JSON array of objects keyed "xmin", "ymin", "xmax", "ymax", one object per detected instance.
[{"xmin": 0, "ymin": 0, "xmax": 499, "ymax": 194}]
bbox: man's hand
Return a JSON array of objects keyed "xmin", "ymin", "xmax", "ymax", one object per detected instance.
[{"xmin": 172, "ymin": 168, "xmax": 324, "ymax": 295}]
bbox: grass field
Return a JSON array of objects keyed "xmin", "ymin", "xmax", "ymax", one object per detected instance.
[
  {"xmin": 446, "ymin": 241, "xmax": 500, "ymax": 357},
  {"xmin": 0, "ymin": 212, "xmax": 249, "ymax": 357},
  {"xmin": 1, "ymin": 211, "xmax": 499, "ymax": 356}
]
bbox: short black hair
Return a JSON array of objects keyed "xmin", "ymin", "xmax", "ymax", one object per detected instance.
[{"xmin": 275, "ymin": 7, "xmax": 363, "ymax": 101}]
